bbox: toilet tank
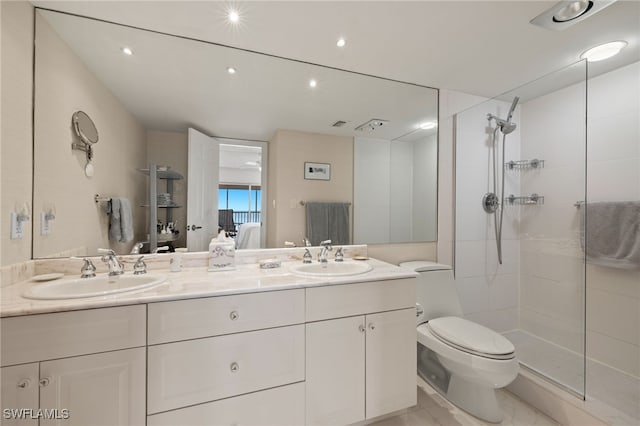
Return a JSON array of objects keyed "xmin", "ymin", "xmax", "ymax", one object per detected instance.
[{"xmin": 399, "ymin": 261, "xmax": 463, "ymax": 325}]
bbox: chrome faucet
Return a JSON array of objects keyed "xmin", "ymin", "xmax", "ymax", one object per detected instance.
[
  {"xmin": 71, "ymin": 256, "xmax": 97, "ymax": 278},
  {"xmin": 318, "ymin": 240, "xmax": 332, "ymax": 264},
  {"xmin": 98, "ymin": 248, "xmax": 124, "ymax": 276}
]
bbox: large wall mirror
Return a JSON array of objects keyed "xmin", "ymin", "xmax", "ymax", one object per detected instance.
[{"xmin": 32, "ymin": 8, "xmax": 438, "ymax": 258}]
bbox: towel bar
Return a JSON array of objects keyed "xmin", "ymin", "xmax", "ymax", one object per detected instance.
[{"xmin": 94, "ymin": 194, "xmax": 112, "ymax": 204}]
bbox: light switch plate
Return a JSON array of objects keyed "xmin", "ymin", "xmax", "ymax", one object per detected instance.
[{"xmin": 10, "ymin": 212, "xmax": 24, "ymax": 239}]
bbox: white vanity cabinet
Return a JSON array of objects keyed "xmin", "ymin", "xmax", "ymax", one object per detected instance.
[
  {"xmin": 1, "ymin": 363, "xmax": 39, "ymax": 426},
  {"xmin": 0, "ymin": 305, "xmax": 146, "ymax": 426},
  {"xmin": 305, "ymin": 279, "xmax": 417, "ymax": 425},
  {"xmin": 146, "ymin": 289, "xmax": 306, "ymax": 425}
]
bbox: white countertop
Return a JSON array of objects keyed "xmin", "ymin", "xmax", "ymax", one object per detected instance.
[{"xmin": 0, "ymin": 258, "xmax": 417, "ymax": 317}]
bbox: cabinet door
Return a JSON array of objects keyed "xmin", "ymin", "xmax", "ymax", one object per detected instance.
[
  {"xmin": 1, "ymin": 363, "xmax": 39, "ymax": 426},
  {"xmin": 39, "ymin": 348, "xmax": 145, "ymax": 426},
  {"xmin": 365, "ymin": 308, "xmax": 417, "ymax": 419},
  {"xmin": 306, "ymin": 316, "xmax": 365, "ymax": 426}
]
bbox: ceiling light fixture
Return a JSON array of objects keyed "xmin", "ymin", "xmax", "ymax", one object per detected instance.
[
  {"xmin": 553, "ymin": 1, "xmax": 592, "ymax": 22},
  {"xmin": 228, "ymin": 10, "xmax": 240, "ymax": 23},
  {"xmin": 121, "ymin": 47, "xmax": 133, "ymax": 56},
  {"xmin": 227, "ymin": 67, "xmax": 237, "ymax": 74},
  {"xmin": 419, "ymin": 122, "xmax": 437, "ymax": 130},
  {"xmin": 580, "ymin": 41, "xmax": 627, "ymax": 62},
  {"xmin": 309, "ymin": 79, "xmax": 317, "ymax": 88},
  {"xmin": 337, "ymin": 38, "xmax": 346, "ymax": 48},
  {"xmin": 530, "ymin": 0, "xmax": 616, "ymax": 31}
]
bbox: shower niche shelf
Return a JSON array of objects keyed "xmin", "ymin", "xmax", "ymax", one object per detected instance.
[
  {"xmin": 506, "ymin": 193, "xmax": 544, "ymax": 206},
  {"xmin": 505, "ymin": 159, "xmax": 544, "ymax": 170}
]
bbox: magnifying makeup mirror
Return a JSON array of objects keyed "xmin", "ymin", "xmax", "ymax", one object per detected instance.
[{"xmin": 71, "ymin": 111, "xmax": 99, "ymax": 177}]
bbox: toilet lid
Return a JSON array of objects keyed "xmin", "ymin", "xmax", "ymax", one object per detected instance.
[{"xmin": 427, "ymin": 317, "xmax": 515, "ymax": 359}]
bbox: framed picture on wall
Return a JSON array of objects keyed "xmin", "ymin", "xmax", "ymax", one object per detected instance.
[{"xmin": 304, "ymin": 162, "xmax": 331, "ymax": 180}]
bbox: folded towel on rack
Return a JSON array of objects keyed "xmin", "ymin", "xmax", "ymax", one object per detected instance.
[
  {"xmin": 305, "ymin": 202, "xmax": 350, "ymax": 246},
  {"xmin": 108, "ymin": 198, "xmax": 134, "ymax": 243},
  {"xmin": 580, "ymin": 201, "xmax": 640, "ymax": 270}
]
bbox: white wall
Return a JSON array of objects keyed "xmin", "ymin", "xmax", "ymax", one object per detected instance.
[{"xmin": 1, "ymin": 0, "xmax": 33, "ymax": 266}]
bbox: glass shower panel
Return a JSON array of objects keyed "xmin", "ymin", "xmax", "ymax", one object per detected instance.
[{"xmin": 454, "ymin": 60, "xmax": 587, "ymax": 398}]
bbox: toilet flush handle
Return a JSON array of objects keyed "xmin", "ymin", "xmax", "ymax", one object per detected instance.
[{"xmin": 416, "ymin": 303, "xmax": 424, "ymax": 318}]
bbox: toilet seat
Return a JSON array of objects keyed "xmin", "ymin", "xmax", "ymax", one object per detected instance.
[{"xmin": 426, "ymin": 317, "xmax": 515, "ymax": 360}]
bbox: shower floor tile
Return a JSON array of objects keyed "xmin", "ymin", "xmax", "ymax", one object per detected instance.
[{"xmin": 504, "ymin": 329, "xmax": 640, "ymax": 426}]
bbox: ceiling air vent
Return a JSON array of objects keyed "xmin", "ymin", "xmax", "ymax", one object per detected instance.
[
  {"xmin": 355, "ymin": 119, "xmax": 389, "ymax": 132},
  {"xmin": 332, "ymin": 120, "xmax": 347, "ymax": 127}
]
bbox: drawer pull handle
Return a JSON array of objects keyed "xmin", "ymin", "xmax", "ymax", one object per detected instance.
[
  {"xmin": 17, "ymin": 379, "xmax": 31, "ymax": 389},
  {"xmin": 358, "ymin": 324, "xmax": 365, "ymax": 333},
  {"xmin": 229, "ymin": 311, "xmax": 239, "ymax": 321},
  {"xmin": 230, "ymin": 362, "xmax": 239, "ymax": 373},
  {"xmin": 368, "ymin": 323, "xmax": 375, "ymax": 331},
  {"xmin": 39, "ymin": 378, "xmax": 51, "ymax": 387}
]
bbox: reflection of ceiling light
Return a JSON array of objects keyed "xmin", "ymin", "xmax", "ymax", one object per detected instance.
[
  {"xmin": 228, "ymin": 10, "xmax": 240, "ymax": 23},
  {"xmin": 419, "ymin": 122, "xmax": 437, "ymax": 130},
  {"xmin": 227, "ymin": 67, "xmax": 237, "ymax": 74},
  {"xmin": 553, "ymin": 1, "xmax": 592, "ymax": 22},
  {"xmin": 355, "ymin": 119, "xmax": 389, "ymax": 132},
  {"xmin": 309, "ymin": 79, "xmax": 317, "ymax": 88},
  {"xmin": 337, "ymin": 38, "xmax": 346, "ymax": 48},
  {"xmin": 122, "ymin": 47, "xmax": 133, "ymax": 55},
  {"xmin": 245, "ymin": 161, "xmax": 259, "ymax": 166},
  {"xmin": 580, "ymin": 41, "xmax": 627, "ymax": 62}
]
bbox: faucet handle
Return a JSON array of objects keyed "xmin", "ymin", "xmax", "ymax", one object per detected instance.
[
  {"xmin": 72, "ymin": 257, "xmax": 96, "ymax": 278},
  {"xmin": 334, "ymin": 247, "xmax": 344, "ymax": 262},
  {"xmin": 133, "ymin": 256, "xmax": 147, "ymax": 275},
  {"xmin": 303, "ymin": 248, "xmax": 313, "ymax": 264}
]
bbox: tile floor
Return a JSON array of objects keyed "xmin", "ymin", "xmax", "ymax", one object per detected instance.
[{"xmin": 372, "ymin": 378, "xmax": 559, "ymax": 426}]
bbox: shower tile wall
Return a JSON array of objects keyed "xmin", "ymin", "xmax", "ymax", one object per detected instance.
[
  {"xmin": 454, "ymin": 99, "xmax": 521, "ymax": 332},
  {"xmin": 519, "ymin": 80, "xmax": 587, "ymax": 357},
  {"xmin": 585, "ymin": 62, "xmax": 639, "ymax": 379},
  {"xmin": 520, "ymin": 61, "xmax": 639, "ymax": 379}
]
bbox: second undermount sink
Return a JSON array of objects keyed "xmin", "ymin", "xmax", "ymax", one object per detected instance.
[
  {"xmin": 22, "ymin": 274, "xmax": 166, "ymax": 300},
  {"xmin": 289, "ymin": 261, "xmax": 373, "ymax": 277}
]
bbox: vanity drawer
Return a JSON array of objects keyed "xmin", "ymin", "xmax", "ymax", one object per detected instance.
[
  {"xmin": 147, "ymin": 324, "xmax": 305, "ymax": 414},
  {"xmin": 147, "ymin": 289, "xmax": 304, "ymax": 344},
  {"xmin": 306, "ymin": 278, "xmax": 416, "ymax": 322},
  {"xmin": 147, "ymin": 382, "xmax": 305, "ymax": 426},
  {"xmin": 1, "ymin": 305, "xmax": 146, "ymax": 366}
]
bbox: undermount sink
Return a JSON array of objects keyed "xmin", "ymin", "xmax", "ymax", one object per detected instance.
[
  {"xmin": 289, "ymin": 261, "xmax": 373, "ymax": 277},
  {"xmin": 22, "ymin": 274, "xmax": 166, "ymax": 300}
]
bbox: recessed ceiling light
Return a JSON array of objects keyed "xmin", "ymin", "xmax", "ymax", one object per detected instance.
[
  {"xmin": 309, "ymin": 79, "xmax": 317, "ymax": 88},
  {"xmin": 419, "ymin": 122, "xmax": 437, "ymax": 130},
  {"xmin": 227, "ymin": 67, "xmax": 237, "ymax": 74},
  {"xmin": 121, "ymin": 47, "xmax": 133, "ymax": 56},
  {"xmin": 228, "ymin": 10, "xmax": 240, "ymax": 23},
  {"xmin": 553, "ymin": 1, "xmax": 592, "ymax": 22},
  {"xmin": 580, "ymin": 41, "xmax": 627, "ymax": 62},
  {"xmin": 336, "ymin": 38, "xmax": 346, "ymax": 48}
]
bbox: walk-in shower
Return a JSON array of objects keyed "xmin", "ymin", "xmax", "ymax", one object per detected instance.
[
  {"xmin": 482, "ymin": 96, "xmax": 519, "ymax": 264},
  {"xmin": 455, "ymin": 59, "xmax": 640, "ymax": 426}
]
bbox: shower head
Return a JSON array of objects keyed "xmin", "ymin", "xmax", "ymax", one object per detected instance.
[{"xmin": 506, "ymin": 96, "xmax": 519, "ymax": 123}]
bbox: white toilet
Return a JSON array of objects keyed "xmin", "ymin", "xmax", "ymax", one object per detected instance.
[{"xmin": 400, "ymin": 261, "xmax": 519, "ymax": 423}]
